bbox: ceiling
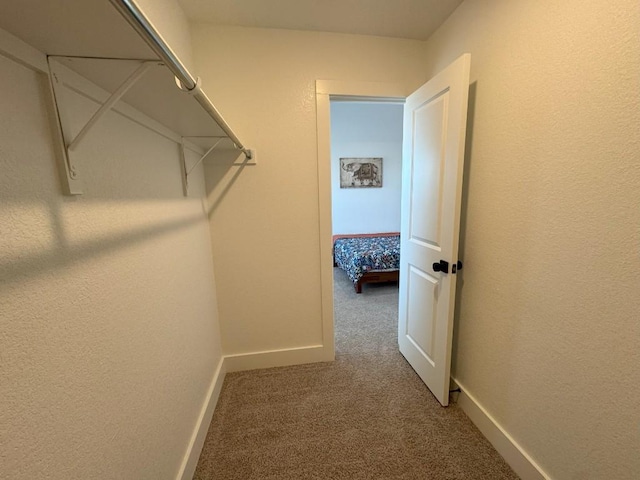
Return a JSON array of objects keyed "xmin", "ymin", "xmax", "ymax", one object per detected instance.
[{"xmin": 177, "ymin": 0, "xmax": 464, "ymax": 41}]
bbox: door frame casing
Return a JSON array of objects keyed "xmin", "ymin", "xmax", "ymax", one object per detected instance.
[{"xmin": 315, "ymin": 80, "xmax": 409, "ymax": 360}]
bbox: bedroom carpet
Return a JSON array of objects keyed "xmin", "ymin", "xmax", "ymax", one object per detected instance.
[{"xmin": 193, "ymin": 268, "xmax": 518, "ymax": 480}]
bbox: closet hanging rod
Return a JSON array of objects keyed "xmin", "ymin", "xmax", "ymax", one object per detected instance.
[{"xmin": 108, "ymin": 0, "xmax": 252, "ymax": 160}]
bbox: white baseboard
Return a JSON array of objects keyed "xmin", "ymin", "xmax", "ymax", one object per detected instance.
[
  {"xmin": 177, "ymin": 356, "xmax": 549, "ymax": 480},
  {"xmin": 176, "ymin": 357, "xmax": 227, "ymax": 480},
  {"xmin": 176, "ymin": 345, "xmax": 332, "ymax": 479},
  {"xmin": 224, "ymin": 345, "xmax": 331, "ymax": 372},
  {"xmin": 451, "ymin": 378, "xmax": 551, "ymax": 480}
]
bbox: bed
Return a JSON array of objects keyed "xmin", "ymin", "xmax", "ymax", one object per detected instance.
[{"xmin": 333, "ymin": 232, "xmax": 401, "ymax": 293}]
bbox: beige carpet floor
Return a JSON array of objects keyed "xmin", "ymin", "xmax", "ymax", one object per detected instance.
[{"xmin": 193, "ymin": 268, "xmax": 518, "ymax": 479}]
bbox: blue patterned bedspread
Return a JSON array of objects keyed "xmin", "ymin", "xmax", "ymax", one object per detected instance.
[{"xmin": 334, "ymin": 235, "xmax": 401, "ymax": 284}]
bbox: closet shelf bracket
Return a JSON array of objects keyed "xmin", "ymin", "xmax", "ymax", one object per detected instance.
[
  {"xmin": 48, "ymin": 58, "xmax": 161, "ymax": 195},
  {"xmin": 109, "ymin": 0, "xmax": 253, "ymax": 161},
  {"xmin": 67, "ymin": 60, "xmax": 160, "ymax": 152},
  {"xmin": 178, "ymin": 136, "xmax": 256, "ymax": 196},
  {"xmin": 179, "ymin": 136, "xmax": 229, "ymax": 196},
  {"xmin": 179, "ymin": 136, "xmax": 220, "ymax": 196}
]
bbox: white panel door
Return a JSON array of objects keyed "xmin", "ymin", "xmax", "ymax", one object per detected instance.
[{"xmin": 398, "ymin": 54, "xmax": 470, "ymax": 407}]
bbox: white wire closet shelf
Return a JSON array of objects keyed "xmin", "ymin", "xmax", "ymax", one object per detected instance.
[{"xmin": 0, "ymin": 0, "xmax": 252, "ymax": 195}]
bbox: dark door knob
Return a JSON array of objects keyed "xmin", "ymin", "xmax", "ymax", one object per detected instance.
[{"xmin": 432, "ymin": 260, "xmax": 449, "ymax": 274}]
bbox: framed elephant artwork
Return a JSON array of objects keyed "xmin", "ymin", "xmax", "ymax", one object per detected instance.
[{"xmin": 339, "ymin": 158, "xmax": 383, "ymax": 188}]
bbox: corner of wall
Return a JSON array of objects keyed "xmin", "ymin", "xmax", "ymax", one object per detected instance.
[
  {"xmin": 450, "ymin": 379, "xmax": 550, "ymax": 480},
  {"xmin": 135, "ymin": 0, "xmax": 196, "ymax": 72},
  {"xmin": 223, "ymin": 345, "xmax": 332, "ymax": 373},
  {"xmin": 176, "ymin": 356, "xmax": 228, "ymax": 480}
]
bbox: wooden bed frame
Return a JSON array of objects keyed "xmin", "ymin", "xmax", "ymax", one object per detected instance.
[
  {"xmin": 353, "ymin": 269, "xmax": 399, "ymax": 294},
  {"xmin": 332, "ymin": 232, "xmax": 400, "ymax": 293},
  {"xmin": 333, "ymin": 257, "xmax": 399, "ymax": 293}
]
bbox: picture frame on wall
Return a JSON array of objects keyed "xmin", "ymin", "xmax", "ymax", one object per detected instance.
[{"xmin": 339, "ymin": 157, "xmax": 383, "ymax": 188}]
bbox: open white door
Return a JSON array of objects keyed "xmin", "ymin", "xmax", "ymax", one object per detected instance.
[{"xmin": 398, "ymin": 54, "xmax": 471, "ymax": 407}]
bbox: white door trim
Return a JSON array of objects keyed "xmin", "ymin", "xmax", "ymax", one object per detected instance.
[{"xmin": 315, "ymin": 79, "xmax": 409, "ymax": 360}]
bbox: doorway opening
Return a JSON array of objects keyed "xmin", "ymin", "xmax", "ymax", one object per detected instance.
[
  {"xmin": 314, "ymin": 81, "xmax": 407, "ymax": 361},
  {"xmin": 328, "ymin": 98, "xmax": 404, "ymax": 356},
  {"xmin": 330, "ymin": 98, "xmax": 403, "ymax": 342}
]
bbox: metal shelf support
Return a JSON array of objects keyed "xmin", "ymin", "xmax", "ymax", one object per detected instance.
[
  {"xmin": 47, "ymin": 57, "xmax": 160, "ymax": 194},
  {"xmin": 67, "ymin": 60, "xmax": 159, "ymax": 152},
  {"xmin": 179, "ymin": 136, "xmax": 224, "ymax": 196},
  {"xmin": 109, "ymin": 0, "xmax": 252, "ymax": 160}
]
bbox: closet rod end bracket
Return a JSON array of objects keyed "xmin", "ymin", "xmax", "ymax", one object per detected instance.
[{"xmin": 242, "ymin": 149, "xmax": 256, "ymax": 165}]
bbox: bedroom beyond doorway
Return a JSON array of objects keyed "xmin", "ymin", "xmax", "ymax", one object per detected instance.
[{"xmin": 329, "ymin": 100, "xmax": 404, "ymax": 296}]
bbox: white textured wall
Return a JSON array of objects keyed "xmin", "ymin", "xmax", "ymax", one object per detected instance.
[
  {"xmin": 137, "ymin": 0, "xmax": 196, "ymax": 71},
  {"xmin": 330, "ymin": 102, "xmax": 403, "ymax": 235},
  {"xmin": 192, "ymin": 25, "xmax": 427, "ymax": 355},
  {"xmin": 422, "ymin": 1, "xmax": 640, "ymax": 478},
  {"xmin": 0, "ymin": 49, "xmax": 222, "ymax": 479},
  {"xmin": 188, "ymin": 3, "xmax": 639, "ymax": 477}
]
